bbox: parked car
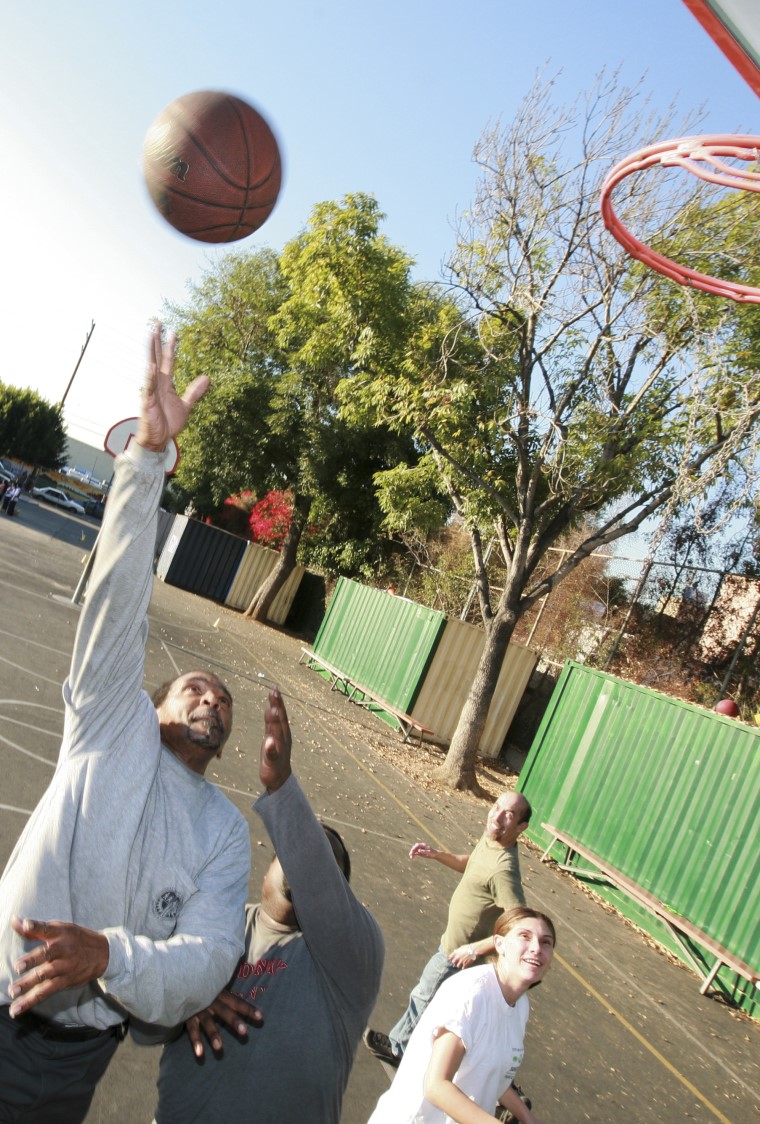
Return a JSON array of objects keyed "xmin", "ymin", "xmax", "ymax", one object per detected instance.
[
  {"xmin": 32, "ymin": 487, "xmax": 86, "ymax": 515},
  {"xmin": 84, "ymin": 496, "xmax": 106, "ymax": 519}
]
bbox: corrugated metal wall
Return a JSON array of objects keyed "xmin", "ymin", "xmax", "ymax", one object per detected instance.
[
  {"xmin": 312, "ymin": 578, "xmax": 446, "ymax": 715},
  {"xmin": 311, "ymin": 579, "xmax": 537, "ymax": 752},
  {"xmin": 156, "ymin": 516, "xmax": 247, "ymax": 602},
  {"xmin": 154, "ymin": 508, "xmax": 176, "ymax": 566},
  {"xmin": 225, "ymin": 544, "xmax": 304, "ymax": 626},
  {"xmin": 411, "ymin": 618, "xmax": 537, "ymax": 757},
  {"xmin": 519, "ymin": 661, "xmax": 759, "ymax": 1015},
  {"xmin": 155, "ymin": 517, "xmax": 304, "ymax": 625},
  {"xmin": 156, "ymin": 514, "xmax": 188, "ymax": 580}
]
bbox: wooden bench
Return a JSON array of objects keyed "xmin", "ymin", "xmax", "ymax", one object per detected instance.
[
  {"xmin": 299, "ymin": 647, "xmax": 351, "ymax": 694},
  {"xmin": 540, "ymin": 822, "xmax": 759, "ymax": 999},
  {"xmin": 300, "ymin": 648, "xmax": 435, "ymax": 745},
  {"xmin": 343, "ymin": 679, "xmax": 436, "ymax": 745}
]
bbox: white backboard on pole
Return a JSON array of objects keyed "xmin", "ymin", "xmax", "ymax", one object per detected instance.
[{"xmin": 104, "ymin": 418, "xmax": 180, "ymax": 474}]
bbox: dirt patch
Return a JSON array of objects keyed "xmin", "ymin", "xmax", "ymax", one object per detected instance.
[{"xmin": 358, "ymin": 728, "xmax": 518, "ymax": 805}]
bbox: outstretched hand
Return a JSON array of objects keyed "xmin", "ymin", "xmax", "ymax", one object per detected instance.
[
  {"xmin": 260, "ymin": 687, "xmax": 292, "ymax": 793},
  {"xmin": 136, "ymin": 323, "xmax": 209, "ymax": 452},
  {"xmin": 8, "ymin": 916, "xmax": 109, "ymax": 1017},
  {"xmin": 409, "ymin": 842, "xmax": 438, "ymax": 860}
]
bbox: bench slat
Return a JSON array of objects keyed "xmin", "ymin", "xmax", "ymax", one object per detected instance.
[
  {"xmin": 541, "ymin": 822, "xmax": 758, "ymax": 995},
  {"xmin": 300, "ymin": 648, "xmax": 434, "ymax": 744}
]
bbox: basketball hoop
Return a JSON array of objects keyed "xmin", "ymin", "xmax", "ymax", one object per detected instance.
[{"xmin": 600, "ymin": 134, "xmax": 760, "ymax": 304}]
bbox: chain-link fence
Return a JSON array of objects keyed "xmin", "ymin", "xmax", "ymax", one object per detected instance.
[{"xmin": 389, "ymin": 540, "xmax": 760, "ymax": 750}]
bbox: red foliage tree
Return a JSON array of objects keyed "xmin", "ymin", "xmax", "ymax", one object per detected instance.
[{"xmin": 248, "ymin": 491, "xmax": 294, "ymax": 550}]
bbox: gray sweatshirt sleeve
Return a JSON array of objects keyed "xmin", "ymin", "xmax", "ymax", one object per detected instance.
[
  {"xmin": 254, "ymin": 776, "xmax": 384, "ymax": 1015},
  {"xmin": 62, "ymin": 441, "xmax": 166, "ymax": 753}
]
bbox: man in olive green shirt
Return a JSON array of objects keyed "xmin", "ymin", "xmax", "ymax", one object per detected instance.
[{"xmin": 363, "ymin": 790, "xmax": 530, "ymax": 1065}]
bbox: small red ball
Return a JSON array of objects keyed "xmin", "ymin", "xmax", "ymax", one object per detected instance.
[{"xmin": 714, "ymin": 698, "xmax": 740, "ymax": 717}]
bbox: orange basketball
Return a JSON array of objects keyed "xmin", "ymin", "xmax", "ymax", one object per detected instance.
[{"xmin": 142, "ymin": 90, "xmax": 282, "ymax": 243}]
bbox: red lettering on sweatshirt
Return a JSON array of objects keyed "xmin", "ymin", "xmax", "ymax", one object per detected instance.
[{"xmin": 234, "ymin": 957, "xmax": 288, "ymax": 1000}]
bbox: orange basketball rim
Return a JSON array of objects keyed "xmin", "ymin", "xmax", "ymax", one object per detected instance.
[{"xmin": 601, "ymin": 0, "xmax": 760, "ymax": 304}]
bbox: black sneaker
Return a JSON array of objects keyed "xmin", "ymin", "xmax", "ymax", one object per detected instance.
[{"xmin": 362, "ymin": 1028, "xmax": 400, "ymax": 1068}]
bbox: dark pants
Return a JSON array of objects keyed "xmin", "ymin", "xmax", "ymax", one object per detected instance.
[{"xmin": 0, "ymin": 1007, "xmax": 122, "ymax": 1123}]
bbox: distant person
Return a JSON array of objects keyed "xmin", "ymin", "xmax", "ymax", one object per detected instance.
[
  {"xmin": 5, "ymin": 482, "xmax": 21, "ymax": 516},
  {"xmin": 0, "ymin": 326, "xmax": 251, "ymax": 1121},
  {"xmin": 367, "ymin": 907, "xmax": 555, "ymax": 1124},
  {"xmin": 364, "ymin": 791, "xmax": 530, "ymax": 1067},
  {"xmin": 154, "ymin": 685, "xmax": 385, "ymax": 1124}
]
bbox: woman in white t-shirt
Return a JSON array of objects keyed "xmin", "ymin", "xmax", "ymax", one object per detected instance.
[{"xmin": 367, "ymin": 907, "xmax": 555, "ymax": 1124}]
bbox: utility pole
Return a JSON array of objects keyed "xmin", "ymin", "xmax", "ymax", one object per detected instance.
[{"xmin": 60, "ymin": 320, "xmax": 96, "ymax": 408}]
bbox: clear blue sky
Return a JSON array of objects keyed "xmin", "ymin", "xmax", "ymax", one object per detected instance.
[{"xmin": 1, "ymin": 0, "xmax": 756, "ymax": 448}]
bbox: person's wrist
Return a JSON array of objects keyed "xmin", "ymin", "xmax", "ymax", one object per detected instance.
[{"xmin": 467, "ymin": 944, "xmax": 475, "ymax": 961}]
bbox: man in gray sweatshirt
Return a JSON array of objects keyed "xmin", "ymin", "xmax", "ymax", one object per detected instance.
[{"xmin": 0, "ymin": 326, "xmax": 251, "ymax": 1122}]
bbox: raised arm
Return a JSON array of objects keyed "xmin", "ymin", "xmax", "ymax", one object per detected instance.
[
  {"xmin": 409, "ymin": 842, "xmax": 470, "ymax": 873},
  {"xmin": 8, "ymin": 325, "xmax": 220, "ymax": 1020},
  {"xmin": 255, "ymin": 689, "xmax": 384, "ymax": 1006},
  {"xmin": 66, "ymin": 325, "xmax": 209, "ymax": 718}
]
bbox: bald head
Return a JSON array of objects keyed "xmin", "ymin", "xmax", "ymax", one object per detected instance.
[{"xmin": 485, "ymin": 791, "xmax": 531, "ymax": 848}]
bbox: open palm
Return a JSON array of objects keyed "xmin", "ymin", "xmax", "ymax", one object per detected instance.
[{"xmin": 136, "ymin": 323, "xmax": 209, "ymax": 451}]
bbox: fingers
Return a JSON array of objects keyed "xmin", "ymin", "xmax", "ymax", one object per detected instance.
[
  {"xmin": 260, "ymin": 686, "xmax": 292, "ymax": 792},
  {"xmin": 185, "ymin": 1015, "xmax": 209, "ymax": 1058},
  {"xmin": 9, "ymin": 921, "xmax": 59, "ymax": 1015},
  {"xmin": 270, "ymin": 687, "xmax": 291, "ymax": 745},
  {"xmin": 12, "ymin": 916, "xmax": 49, "ymax": 939},
  {"xmin": 185, "ymin": 994, "xmax": 263, "ymax": 1058},
  {"xmin": 182, "ymin": 374, "xmax": 211, "ymax": 409},
  {"xmin": 8, "ymin": 918, "xmax": 109, "ymax": 1016},
  {"xmin": 212, "ymin": 990, "xmax": 263, "ymax": 1034},
  {"xmin": 264, "ymin": 688, "xmax": 291, "ymax": 750}
]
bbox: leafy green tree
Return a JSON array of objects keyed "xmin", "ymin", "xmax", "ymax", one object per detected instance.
[
  {"xmin": 344, "ymin": 76, "xmax": 760, "ymax": 792},
  {"xmin": 166, "ymin": 247, "xmax": 288, "ymax": 514},
  {"xmin": 166, "ymin": 197, "xmax": 419, "ymax": 620},
  {"xmin": 241, "ymin": 192, "xmax": 417, "ymax": 619},
  {"xmin": 0, "ymin": 384, "xmax": 67, "ymax": 469}
]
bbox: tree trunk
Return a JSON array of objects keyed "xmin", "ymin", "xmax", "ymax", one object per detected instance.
[
  {"xmin": 433, "ymin": 607, "xmax": 519, "ymax": 795},
  {"xmin": 243, "ymin": 494, "xmax": 312, "ymax": 622}
]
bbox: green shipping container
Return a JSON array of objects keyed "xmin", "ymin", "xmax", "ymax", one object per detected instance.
[
  {"xmin": 312, "ymin": 577, "xmax": 446, "ymax": 721},
  {"xmin": 519, "ymin": 661, "xmax": 759, "ymax": 1017}
]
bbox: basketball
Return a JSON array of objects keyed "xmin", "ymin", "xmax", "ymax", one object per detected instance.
[{"xmin": 142, "ymin": 90, "xmax": 282, "ymax": 243}]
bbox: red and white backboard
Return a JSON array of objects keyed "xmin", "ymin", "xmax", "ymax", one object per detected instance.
[
  {"xmin": 681, "ymin": 0, "xmax": 760, "ymax": 96},
  {"xmin": 104, "ymin": 418, "xmax": 180, "ymax": 474}
]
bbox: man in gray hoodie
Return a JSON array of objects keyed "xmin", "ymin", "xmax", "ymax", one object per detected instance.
[{"xmin": 0, "ymin": 326, "xmax": 252, "ymax": 1122}]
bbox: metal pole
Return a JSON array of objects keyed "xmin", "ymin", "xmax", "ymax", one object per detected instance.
[
  {"xmin": 715, "ymin": 592, "xmax": 760, "ymax": 703},
  {"xmin": 603, "ymin": 558, "xmax": 653, "ymax": 671},
  {"xmin": 60, "ymin": 321, "xmax": 96, "ymax": 408},
  {"xmin": 71, "ymin": 531, "xmax": 100, "ymax": 604},
  {"xmin": 525, "ymin": 550, "xmax": 568, "ymax": 647}
]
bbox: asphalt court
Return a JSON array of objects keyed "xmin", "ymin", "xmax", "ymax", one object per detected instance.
[{"xmin": 1, "ymin": 497, "xmax": 758, "ymax": 1122}]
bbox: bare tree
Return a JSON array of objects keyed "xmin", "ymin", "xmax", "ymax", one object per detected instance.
[{"xmin": 350, "ymin": 74, "xmax": 760, "ymax": 792}]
